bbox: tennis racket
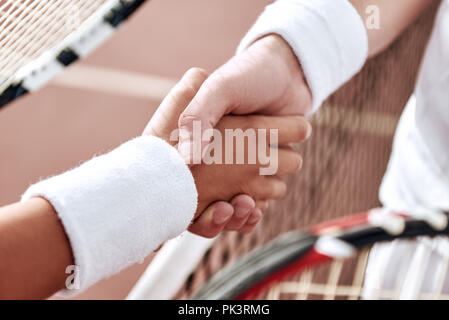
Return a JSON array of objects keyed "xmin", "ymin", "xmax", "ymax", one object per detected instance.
[
  {"xmin": 191, "ymin": 208, "xmax": 449, "ymax": 300},
  {"xmin": 0, "ymin": 0, "xmax": 147, "ymax": 108}
]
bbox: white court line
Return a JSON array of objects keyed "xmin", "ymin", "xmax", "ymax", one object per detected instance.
[
  {"xmin": 51, "ymin": 65, "xmax": 399, "ymax": 137},
  {"xmin": 51, "ymin": 64, "xmax": 177, "ymax": 101}
]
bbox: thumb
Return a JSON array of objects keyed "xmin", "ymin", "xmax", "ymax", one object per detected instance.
[
  {"xmin": 177, "ymin": 71, "xmax": 235, "ymax": 163},
  {"xmin": 143, "ymin": 68, "xmax": 209, "ymax": 145}
]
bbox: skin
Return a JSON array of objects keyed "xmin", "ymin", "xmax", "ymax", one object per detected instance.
[
  {"xmin": 0, "ymin": 198, "xmax": 72, "ymax": 299},
  {"xmin": 0, "ymin": 69, "xmax": 309, "ymax": 299},
  {"xmin": 190, "ymin": 114, "xmax": 308, "ymax": 237},
  {"xmin": 350, "ymin": 0, "xmax": 434, "ymax": 57}
]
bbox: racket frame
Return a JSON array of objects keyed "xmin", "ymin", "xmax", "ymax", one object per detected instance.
[
  {"xmin": 0, "ymin": 0, "xmax": 147, "ymax": 108},
  {"xmin": 192, "ymin": 208, "xmax": 449, "ymax": 300}
]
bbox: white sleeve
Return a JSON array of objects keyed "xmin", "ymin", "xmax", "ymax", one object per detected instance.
[
  {"xmin": 22, "ymin": 135, "xmax": 198, "ymax": 295},
  {"xmin": 237, "ymin": 0, "xmax": 368, "ymax": 113}
]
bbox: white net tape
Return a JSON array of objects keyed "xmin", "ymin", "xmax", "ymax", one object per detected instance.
[{"xmin": 0, "ymin": 0, "xmax": 108, "ymax": 81}]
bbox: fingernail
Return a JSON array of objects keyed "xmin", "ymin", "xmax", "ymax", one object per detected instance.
[
  {"xmin": 235, "ymin": 207, "xmax": 251, "ymax": 218},
  {"xmin": 248, "ymin": 209, "xmax": 262, "ymax": 224},
  {"xmin": 213, "ymin": 209, "xmax": 233, "ymax": 225},
  {"xmin": 305, "ymin": 123, "xmax": 313, "ymax": 140}
]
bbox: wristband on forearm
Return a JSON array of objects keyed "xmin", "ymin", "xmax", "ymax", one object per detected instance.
[
  {"xmin": 237, "ymin": 0, "xmax": 368, "ymax": 113},
  {"xmin": 22, "ymin": 135, "xmax": 197, "ymax": 295}
]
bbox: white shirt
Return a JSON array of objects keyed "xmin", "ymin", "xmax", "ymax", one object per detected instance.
[
  {"xmin": 380, "ymin": 0, "xmax": 449, "ymax": 211},
  {"xmin": 365, "ymin": 0, "xmax": 449, "ymax": 299}
]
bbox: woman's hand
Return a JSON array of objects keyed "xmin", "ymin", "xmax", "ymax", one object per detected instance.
[{"xmin": 189, "ymin": 113, "xmax": 309, "ymax": 237}]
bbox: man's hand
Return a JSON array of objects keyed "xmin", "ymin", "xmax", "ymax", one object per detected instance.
[{"xmin": 177, "ymin": 35, "xmax": 313, "ymax": 161}]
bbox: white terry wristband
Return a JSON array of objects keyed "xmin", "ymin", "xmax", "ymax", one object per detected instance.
[
  {"xmin": 237, "ymin": 0, "xmax": 368, "ymax": 113},
  {"xmin": 22, "ymin": 136, "xmax": 198, "ymax": 295}
]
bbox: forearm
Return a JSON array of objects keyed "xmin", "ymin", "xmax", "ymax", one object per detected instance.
[
  {"xmin": 0, "ymin": 198, "xmax": 73, "ymax": 299},
  {"xmin": 0, "ymin": 136, "xmax": 197, "ymax": 299},
  {"xmin": 350, "ymin": 0, "xmax": 434, "ymax": 57}
]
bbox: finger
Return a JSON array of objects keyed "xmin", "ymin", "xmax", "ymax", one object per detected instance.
[
  {"xmin": 248, "ymin": 177, "xmax": 287, "ymax": 200},
  {"xmin": 224, "ymin": 195, "xmax": 255, "ymax": 231},
  {"xmin": 188, "ymin": 201, "xmax": 233, "ymax": 238},
  {"xmin": 255, "ymin": 200, "xmax": 269, "ymax": 212},
  {"xmin": 178, "ymin": 71, "xmax": 235, "ymax": 161},
  {"xmin": 258, "ymin": 146, "xmax": 303, "ymax": 176},
  {"xmin": 253, "ymin": 115, "xmax": 312, "ymax": 145},
  {"xmin": 230, "ymin": 194, "xmax": 255, "ymax": 210},
  {"xmin": 143, "ymin": 68, "xmax": 209, "ymax": 143},
  {"xmin": 217, "ymin": 115, "xmax": 311, "ymax": 146},
  {"xmin": 275, "ymin": 147, "xmax": 303, "ymax": 175},
  {"xmin": 238, "ymin": 209, "xmax": 263, "ymax": 234}
]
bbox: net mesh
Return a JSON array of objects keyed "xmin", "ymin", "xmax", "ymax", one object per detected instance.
[
  {"xmin": 0, "ymin": 0, "xmax": 109, "ymax": 81},
  {"xmin": 174, "ymin": 2, "xmax": 442, "ymax": 300}
]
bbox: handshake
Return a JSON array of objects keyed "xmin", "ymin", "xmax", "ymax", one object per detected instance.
[
  {"xmin": 4, "ymin": 35, "xmax": 315, "ymax": 297},
  {"xmin": 144, "ymin": 65, "xmax": 312, "ymax": 239}
]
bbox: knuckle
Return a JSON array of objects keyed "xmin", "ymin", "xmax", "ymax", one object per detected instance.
[
  {"xmin": 206, "ymin": 71, "xmax": 235, "ymax": 100},
  {"xmin": 185, "ymin": 67, "xmax": 209, "ymax": 80},
  {"xmin": 172, "ymin": 69, "xmax": 209, "ymax": 110},
  {"xmin": 169, "ymin": 83, "xmax": 195, "ymax": 104},
  {"xmin": 178, "ymin": 81, "xmax": 199, "ymax": 98},
  {"xmin": 178, "ymin": 112, "xmax": 202, "ymax": 129},
  {"xmin": 210, "ymin": 69, "xmax": 232, "ymax": 85},
  {"xmin": 181, "ymin": 68, "xmax": 209, "ymax": 92},
  {"xmin": 206, "ymin": 72, "xmax": 229, "ymax": 93}
]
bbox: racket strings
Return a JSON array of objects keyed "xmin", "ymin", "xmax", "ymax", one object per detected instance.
[
  {"xmin": 0, "ymin": 0, "xmax": 108, "ymax": 80},
  {"xmin": 1, "ymin": 1, "xmax": 80, "ymax": 72},
  {"xmin": 262, "ymin": 243, "xmax": 449, "ymax": 300},
  {"xmin": 262, "ymin": 250, "xmax": 370, "ymax": 300}
]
